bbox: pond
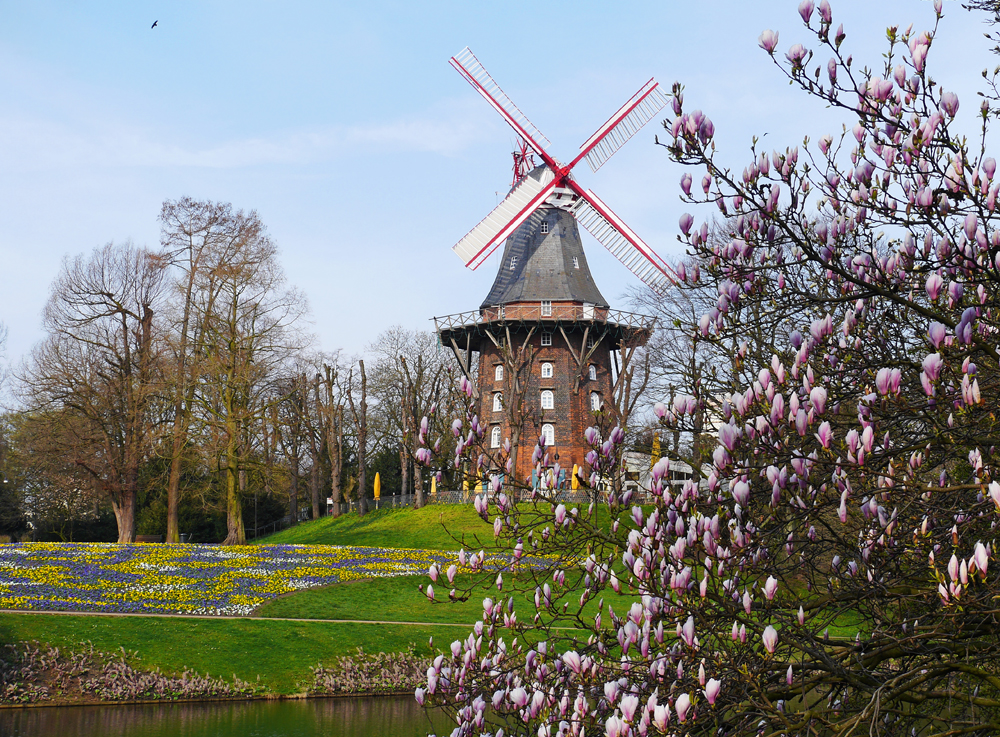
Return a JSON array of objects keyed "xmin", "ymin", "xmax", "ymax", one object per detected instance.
[{"xmin": 0, "ymin": 695, "xmax": 454, "ymax": 737}]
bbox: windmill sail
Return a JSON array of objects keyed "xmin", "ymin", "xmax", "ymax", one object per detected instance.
[
  {"xmin": 572, "ymin": 188, "xmax": 675, "ymax": 293},
  {"xmin": 576, "ymin": 80, "xmax": 668, "ymax": 173},
  {"xmin": 453, "ymin": 167, "xmax": 557, "ymax": 270},
  {"xmin": 450, "ymin": 47, "xmax": 552, "ymax": 158}
]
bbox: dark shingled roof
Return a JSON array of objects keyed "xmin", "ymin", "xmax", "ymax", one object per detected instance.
[{"xmin": 479, "ymin": 203, "xmax": 609, "ymax": 309}]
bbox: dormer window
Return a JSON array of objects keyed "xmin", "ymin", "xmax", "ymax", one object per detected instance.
[
  {"xmin": 540, "ymin": 221, "xmax": 549, "ymax": 234},
  {"xmin": 541, "ymin": 300, "xmax": 552, "ymax": 317},
  {"xmin": 509, "ymin": 257, "xmax": 518, "ymax": 271}
]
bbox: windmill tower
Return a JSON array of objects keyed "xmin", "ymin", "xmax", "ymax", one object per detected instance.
[{"xmin": 434, "ymin": 47, "xmax": 674, "ymax": 489}]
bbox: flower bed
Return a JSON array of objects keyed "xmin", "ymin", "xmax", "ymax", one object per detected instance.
[{"xmin": 0, "ymin": 543, "xmax": 467, "ymax": 616}]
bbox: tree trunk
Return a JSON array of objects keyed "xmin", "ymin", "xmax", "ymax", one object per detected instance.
[
  {"xmin": 222, "ymin": 421, "xmax": 245, "ymax": 545},
  {"xmin": 111, "ymin": 491, "xmax": 137, "ymax": 543},
  {"xmin": 288, "ymin": 451, "xmax": 300, "ymax": 526}
]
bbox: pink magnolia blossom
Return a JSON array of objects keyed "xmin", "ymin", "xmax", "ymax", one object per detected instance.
[
  {"xmin": 764, "ymin": 575, "xmax": 779, "ymax": 600},
  {"xmin": 975, "ymin": 542, "xmax": 989, "ymax": 575},
  {"xmin": 798, "ymin": 0, "xmax": 814, "ymax": 24},
  {"xmin": 705, "ymin": 678, "xmax": 722, "ymax": 705},
  {"xmin": 562, "ymin": 650, "xmax": 582, "ymax": 674},
  {"xmin": 759, "ymin": 29, "xmax": 779, "ymax": 53},
  {"xmin": 762, "ymin": 625, "xmax": 779, "ymax": 654},
  {"xmin": 675, "ymin": 693, "xmax": 692, "ymax": 722},
  {"xmin": 816, "ymin": 421, "xmax": 832, "ymax": 448},
  {"xmin": 922, "ymin": 353, "xmax": 944, "ymax": 381},
  {"xmin": 810, "ymin": 386, "xmax": 827, "ymax": 414},
  {"xmin": 817, "ymin": 0, "xmax": 831, "ymax": 22},
  {"xmin": 605, "ymin": 715, "xmax": 626, "ymax": 737},
  {"xmin": 926, "ymin": 273, "xmax": 943, "ymax": 301},
  {"xmin": 941, "ymin": 91, "xmax": 960, "ymax": 117},
  {"xmin": 679, "ymin": 213, "xmax": 694, "ymax": 236},
  {"xmin": 786, "ymin": 43, "xmax": 807, "ymax": 66},
  {"xmin": 680, "ymin": 173, "xmax": 693, "ymax": 196},
  {"xmin": 620, "ymin": 694, "xmax": 639, "ymax": 722},
  {"xmin": 928, "ymin": 322, "xmax": 947, "ymax": 349}
]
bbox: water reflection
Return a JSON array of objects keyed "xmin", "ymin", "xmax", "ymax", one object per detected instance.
[{"xmin": 0, "ymin": 695, "xmax": 452, "ymax": 737}]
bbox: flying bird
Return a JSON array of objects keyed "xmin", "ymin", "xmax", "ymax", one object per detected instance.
[{"xmin": 151, "ymin": 20, "xmax": 158, "ymax": 29}]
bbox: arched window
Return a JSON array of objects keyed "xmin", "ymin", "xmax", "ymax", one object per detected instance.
[
  {"xmin": 494, "ymin": 364, "xmax": 503, "ymax": 382},
  {"xmin": 541, "ymin": 362, "xmax": 553, "ymax": 378},
  {"xmin": 541, "ymin": 424, "xmax": 555, "ymax": 446},
  {"xmin": 590, "ymin": 392, "xmax": 601, "ymax": 411},
  {"xmin": 493, "ymin": 393, "xmax": 503, "ymax": 412},
  {"xmin": 490, "ymin": 426, "xmax": 501, "ymax": 448},
  {"xmin": 541, "ymin": 390, "xmax": 554, "ymax": 410},
  {"xmin": 588, "ymin": 364, "xmax": 597, "ymax": 381}
]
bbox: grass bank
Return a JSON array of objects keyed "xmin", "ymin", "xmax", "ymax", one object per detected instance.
[
  {"xmin": 255, "ymin": 505, "xmax": 492, "ymax": 551},
  {"xmin": 0, "ymin": 612, "xmax": 458, "ymax": 696}
]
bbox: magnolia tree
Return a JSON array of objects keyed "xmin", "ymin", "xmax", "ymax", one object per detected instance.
[{"xmin": 418, "ymin": 2, "xmax": 1000, "ymax": 735}]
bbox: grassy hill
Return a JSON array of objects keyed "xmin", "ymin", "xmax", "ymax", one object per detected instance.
[{"xmin": 254, "ymin": 504, "xmax": 494, "ymax": 551}]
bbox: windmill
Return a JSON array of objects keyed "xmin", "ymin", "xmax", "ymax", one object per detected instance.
[
  {"xmin": 435, "ymin": 47, "xmax": 669, "ymax": 489},
  {"xmin": 448, "ymin": 46, "xmax": 675, "ymax": 291}
]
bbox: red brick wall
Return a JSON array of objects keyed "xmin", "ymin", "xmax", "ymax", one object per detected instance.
[{"xmin": 477, "ymin": 323, "xmax": 614, "ymax": 486}]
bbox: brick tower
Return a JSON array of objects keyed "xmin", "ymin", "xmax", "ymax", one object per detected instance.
[{"xmin": 435, "ymin": 184, "xmax": 654, "ymax": 488}]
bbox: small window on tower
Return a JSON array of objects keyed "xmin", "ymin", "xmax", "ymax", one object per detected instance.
[
  {"xmin": 541, "ymin": 300, "xmax": 552, "ymax": 317},
  {"xmin": 589, "ymin": 364, "xmax": 597, "ymax": 381},
  {"xmin": 541, "ymin": 390, "xmax": 554, "ymax": 410},
  {"xmin": 493, "ymin": 393, "xmax": 503, "ymax": 412},
  {"xmin": 591, "ymin": 392, "xmax": 601, "ymax": 411},
  {"xmin": 541, "ymin": 362, "xmax": 553, "ymax": 378},
  {"xmin": 491, "ymin": 426, "xmax": 501, "ymax": 448},
  {"xmin": 541, "ymin": 424, "xmax": 555, "ymax": 446},
  {"xmin": 495, "ymin": 365, "xmax": 504, "ymax": 382},
  {"xmin": 509, "ymin": 257, "xmax": 518, "ymax": 271},
  {"xmin": 573, "ymin": 257, "xmax": 580, "ymax": 269},
  {"xmin": 541, "ymin": 332, "xmax": 552, "ymax": 346},
  {"xmin": 587, "ymin": 336, "xmax": 596, "ymax": 349},
  {"xmin": 541, "ymin": 221, "xmax": 549, "ymax": 234}
]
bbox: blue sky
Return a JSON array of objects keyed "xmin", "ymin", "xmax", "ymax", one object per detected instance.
[{"xmin": 0, "ymin": 0, "xmax": 989, "ymax": 372}]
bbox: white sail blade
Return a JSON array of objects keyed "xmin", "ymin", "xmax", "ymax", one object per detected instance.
[
  {"xmin": 576, "ymin": 80, "xmax": 668, "ymax": 173},
  {"xmin": 450, "ymin": 47, "xmax": 552, "ymax": 157},
  {"xmin": 453, "ymin": 168, "xmax": 557, "ymax": 270},
  {"xmin": 572, "ymin": 188, "xmax": 676, "ymax": 293}
]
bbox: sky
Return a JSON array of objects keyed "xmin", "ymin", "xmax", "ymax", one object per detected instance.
[{"xmin": 0, "ymin": 0, "xmax": 992, "ymax": 377}]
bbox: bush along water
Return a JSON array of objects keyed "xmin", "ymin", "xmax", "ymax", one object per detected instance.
[
  {"xmin": 310, "ymin": 646, "xmax": 431, "ymax": 695},
  {"xmin": 0, "ymin": 641, "xmax": 258, "ymax": 704}
]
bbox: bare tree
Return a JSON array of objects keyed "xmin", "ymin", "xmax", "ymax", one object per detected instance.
[
  {"xmin": 345, "ymin": 359, "xmax": 368, "ymax": 516},
  {"xmin": 17, "ymin": 242, "xmax": 165, "ymax": 542},
  {"xmin": 158, "ymin": 197, "xmax": 268, "ymax": 542},
  {"xmin": 190, "ymin": 218, "xmax": 309, "ymax": 545}
]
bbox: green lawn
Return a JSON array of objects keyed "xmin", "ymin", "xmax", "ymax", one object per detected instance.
[
  {"xmin": 0, "ymin": 612, "xmax": 457, "ymax": 695},
  {"xmin": 255, "ymin": 505, "xmax": 493, "ymax": 551}
]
